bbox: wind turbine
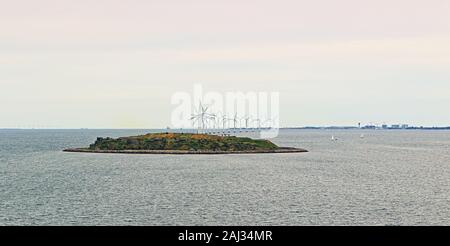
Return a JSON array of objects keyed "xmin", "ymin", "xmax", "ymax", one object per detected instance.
[
  {"xmin": 244, "ymin": 116, "xmax": 251, "ymax": 128},
  {"xmin": 190, "ymin": 101, "xmax": 215, "ymax": 134},
  {"xmin": 262, "ymin": 118, "xmax": 272, "ymax": 129},
  {"xmin": 218, "ymin": 114, "xmax": 227, "ymax": 135},
  {"xmin": 222, "ymin": 114, "xmax": 227, "ymax": 129},
  {"xmin": 190, "ymin": 114, "xmax": 201, "ymax": 133},
  {"xmin": 253, "ymin": 118, "xmax": 261, "ymax": 129},
  {"xmin": 242, "ymin": 116, "xmax": 251, "ymax": 132},
  {"xmin": 207, "ymin": 113, "xmax": 217, "ymax": 134},
  {"xmin": 263, "ymin": 114, "xmax": 279, "ymax": 129},
  {"xmin": 231, "ymin": 113, "xmax": 239, "ymax": 130}
]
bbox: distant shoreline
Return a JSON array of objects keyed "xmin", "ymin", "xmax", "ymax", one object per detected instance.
[
  {"xmin": 2, "ymin": 127, "xmax": 450, "ymax": 130},
  {"xmin": 284, "ymin": 127, "xmax": 450, "ymax": 130}
]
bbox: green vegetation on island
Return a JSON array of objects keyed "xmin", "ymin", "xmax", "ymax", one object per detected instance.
[{"xmin": 89, "ymin": 133, "xmax": 279, "ymax": 152}]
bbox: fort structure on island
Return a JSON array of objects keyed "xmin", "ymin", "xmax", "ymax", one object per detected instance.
[
  {"xmin": 64, "ymin": 132, "xmax": 307, "ymax": 155},
  {"xmin": 64, "ymin": 99, "xmax": 307, "ymax": 154}
]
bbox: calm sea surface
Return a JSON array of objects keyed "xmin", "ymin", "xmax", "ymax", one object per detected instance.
[{"xmin": 0, "ymin": 129, "xmax": 449, "ymax": 225}]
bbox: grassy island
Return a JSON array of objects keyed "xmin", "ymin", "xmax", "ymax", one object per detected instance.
[{"xmin": 64, "ymin": 132, "xmax": 307, "ymax": 154}]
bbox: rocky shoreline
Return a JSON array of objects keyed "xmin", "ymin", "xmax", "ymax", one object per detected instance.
[{"xmin": 63, "ymin": 147, "xmax": 308, "ymax": 155}]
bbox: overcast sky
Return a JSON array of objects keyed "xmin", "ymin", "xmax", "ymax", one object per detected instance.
[{"xmin": 1, "ymin": 0, "xmax": 449, "ymax": 128}]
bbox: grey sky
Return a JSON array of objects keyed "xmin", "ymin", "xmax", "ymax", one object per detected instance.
[{"xmin": 1, "ymin": 0, "xmax": 449, "ymax": 128}]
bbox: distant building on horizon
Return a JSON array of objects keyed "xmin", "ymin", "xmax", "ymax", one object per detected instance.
[{"xmin": 362, "ymin": 125, "xmax": 376, "ymax": 129}]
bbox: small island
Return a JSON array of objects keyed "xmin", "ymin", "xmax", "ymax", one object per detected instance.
[{"xmin": 64, "ymin": 132, "xmax": 307, "ymax": 154}]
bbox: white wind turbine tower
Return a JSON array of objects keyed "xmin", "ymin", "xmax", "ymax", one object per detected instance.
[
  {"xmin": 221, "ymin": 114, "xmax": 228, "ymax": 135},
  {"xmin": 208, "ymin": 113, "xmax": 217, "ymax": 134},
  {"xmin": 243, "ymin": 116, "xmax": 251, "ymax": 132},
  {"xmin": 232, "ymin": 113, "xmax": 239, "ymax": 130},
  {"xmin": 215, "ymin": 114, "xmax": 221, "ymax": 132},
  {"xmin": 244, "ymin": 116, "xmax": 251, "ymax": 128}
]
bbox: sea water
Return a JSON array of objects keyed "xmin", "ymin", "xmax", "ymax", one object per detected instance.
[{"xmin": 0, "ymin": 129, "xmax": 449, "ymax": 225}]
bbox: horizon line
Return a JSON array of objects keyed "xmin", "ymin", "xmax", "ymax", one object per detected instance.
[{"xmin": 2, "ymin": 126, "xmax": 450, "ymax": 130}]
